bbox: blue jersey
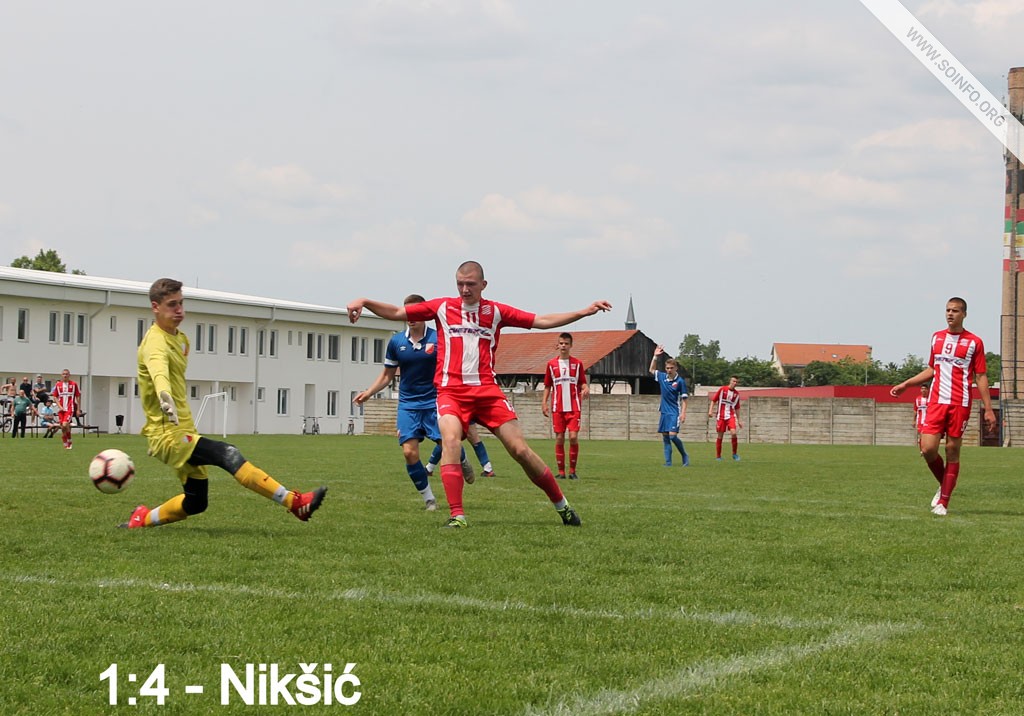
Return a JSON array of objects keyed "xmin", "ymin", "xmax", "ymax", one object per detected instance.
[
  {"xmin": 386, "ymin": 327, "xmax": 439, "ymax": 410},
  {"xmin": 655, "ymin": 371, "xmax": 688, "ymax": 416}
]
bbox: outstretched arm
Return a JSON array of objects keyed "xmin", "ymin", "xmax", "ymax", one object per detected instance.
[
  {"xmin": 347, "ymin": 298, "xmax": 408, "ymax": 324},
  {"xmin": 354, "ymin": 366, "xmax": 399, "ymax": 405},
  {"xmin": 649, "ymin": 345, "xmax": 664, "ymax": 376},
  {"xmin": 890, "ymin": 367, "xmax": 935, "ymax": 397},
  {"xmin": 532, "ymin": 300, "xmax": 612, "ymax": 330}
]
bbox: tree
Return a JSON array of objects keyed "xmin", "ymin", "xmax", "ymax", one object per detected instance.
[
  {"xmin": 727, "ymin": 356, "xmax": 787, "ymax": 387},
  {"xmin": 10, "ymin": 249, "xmax": 85, "ymax": 275},
  {"xmin": 986, "ymin": 352, "xmax": 1001, "ymax": 386}
]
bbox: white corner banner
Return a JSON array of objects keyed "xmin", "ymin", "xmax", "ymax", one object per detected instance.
[{"xmin": 858, "ymin": 0, "xmax": 1023, "ymax": 164}]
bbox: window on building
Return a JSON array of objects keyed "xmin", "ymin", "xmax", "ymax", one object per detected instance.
[
  {"xmin": 49, "ymin": 311, "xmax": 59, "ymax": 343},
  {"xmin": 306, "ymin": 332, "xmax": 315, "ymax": 360},
  {"xmin": 351, "ymin": 336, "xmax": 359, "ymax": 362},
  {"xmin": 117, "ymin": 383, "xmax": 127, "ymax": 397},
  {"xmin": 277, "ymin": 388, "xmax": 290, "ymax": 416},
  {"xmin": 327, "ymin": 390, "xmax": 339, "ymax": 417},
  {"xmin": 316, "ymin": 334, "xmax": 324, "ymax": 361},
  {"xmin": 257, "ymin": 387, "xmax": 266, "ymax": 402},
  {"xmin": 76, "ymin": 314, "xmax": 87, "ymax": 345},
  {"xmin": 239, "ymin": 327, "xmax": 248, "ymax": 356},
  {"xmin": 207, "ymin": 325, "xmax": 216, "ymax": 354},
  {"xmin": 194, "ymin": 323, "xmax": 205, "ymax": 352},
  {"xmin": 360, "ymin": 338, "xmax": 368, "ymax": 363},
  {"xmin": 190, "ymin": 385, "xmax": 199, "ymax": 399},
  {"xmin": 227, "ymin": 326, "xmax": 236, "ymax": 355},
  {"xmin": 269, "ymin": 330, "xmax": 278, "ymax": 358},
  {"xmin": 257, "ymin": 329, "xmax": 266, "ymax": 357},
  {"xmin": 288, "ymin": 330, "xmax": 293, "ymax": 346},
  {"xmin": 17, "ymin": 309, "xmax": 28, "ymax": 341},
  {"xmin": 373, "ymin": 338, "xmax": 384, "ymax": 363},
  {"xmin": 62, "ymin": 312, "xmax": 72, "ymax": 343},
  {"xmin": 328, "ymin": 334, "xmax": 340, "ymax": 361},
  {"xmin": 229, "ymin": 386, "xmax": 237, "ymax": 401},
  {"xmin": 137, "ymin": 318, "xmax": 146, "ymax": 346},
  {"xmin": 110, "ymin": 315, "xmax": 117, "ymax": 331}
]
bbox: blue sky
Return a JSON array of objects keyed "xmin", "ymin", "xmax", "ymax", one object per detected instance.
[{"xmin": 2, "ymin": 1, "xmax": 1021, "ymax": 364}]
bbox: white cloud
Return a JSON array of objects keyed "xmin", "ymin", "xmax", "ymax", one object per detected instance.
[
  {"xmin": 461, "ymin": 194, "xmax": 535, "ymax": 231},
  {"xmin": 289, "ymin": 220, "xmax": 466, "ymax": 273},
  {"xmin": 518, "ymin": 187, "xmax": 632, "ymax": 222},
  {"xmin": 232, "ymin": 161, "xmax": 360, "ymax": 223},
  {"xmin": 769, "ymin": 169, "xmax": 908, "ymax": 207},
  {"xmin": 853, "ymin": 118, "xmax": 985, "ymax": 153},
  {"xmin": 919, "ymin": 0, "xmax": 1024, "ymax": 26},
  {"xmin": 187, "ymin": 205, "xmax": 220, "ymax": 227},
  {"xmin": 720, "ymin": 232, "xmax": 754, "ymax": 259},
  {"xmin": 335, "ymin": 0, "xmax": 526, "ymax": 61}
]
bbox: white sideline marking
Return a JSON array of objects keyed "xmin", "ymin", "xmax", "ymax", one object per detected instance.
[
  {"xmin": 5, "ymin": 573, "xmax": 911, "ymax": 713},
  {"xmin": 2, "ymin": 573, "xmax": 905, "ymax": 633},
  {"xmin": 523, "ymin": 623, "xmax": 909, "ymax": 716}
]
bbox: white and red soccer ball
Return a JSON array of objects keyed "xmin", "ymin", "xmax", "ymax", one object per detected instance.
[{"xmin": 89, "ymin": 449, "xmax": 135, "ymax": 493}]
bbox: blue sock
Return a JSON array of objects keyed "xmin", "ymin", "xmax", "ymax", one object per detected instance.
[
  {"xmin": 473, "ymin": 440, "xmax": 491, "ymax": 467},
  {"xmin": 662, "ymin": 435, "xmax": 672, "ymax": 463},
  {"xmin": 459, "ymin": 447, "xmax": 468, "ymax": 463},
  {"xmin": 406, "ymin": 462, "xmax": 430, "ymax": 492},
  {"xmin": 671, "ymin": 436, "xmax": 686, "ymax": 456},
  {"xmin": 428, "ymin": 443, "xmax": 442, "ymax": 466}
]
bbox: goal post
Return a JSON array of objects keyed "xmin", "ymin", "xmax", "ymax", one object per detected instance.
[{"xmin": 195, "ymin": 391, "xmax": 229, "ymax": 438}]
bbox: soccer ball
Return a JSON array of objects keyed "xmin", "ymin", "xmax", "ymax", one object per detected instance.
[{"xmin": 89, "ymin": 449, "xmax": 136, "ymax": 494}]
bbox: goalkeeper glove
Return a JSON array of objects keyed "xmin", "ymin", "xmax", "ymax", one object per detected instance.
[{"xmin": 159, "ymin": 390, "xmax": 179, "ymax": 425}]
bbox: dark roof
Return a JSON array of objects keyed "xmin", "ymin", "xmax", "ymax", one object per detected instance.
[{"xmin": 495, "ymin": 330, "xmax": 641, "ymax": 375}]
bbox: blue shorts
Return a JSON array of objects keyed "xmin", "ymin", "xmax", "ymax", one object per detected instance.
[
  {"xmin": 658, "ymin": 412, "xmax": 680, "ymax": 434},
  {"xmin": 397, "ymin": 406, "xmax": 440, "ymax": 445}
]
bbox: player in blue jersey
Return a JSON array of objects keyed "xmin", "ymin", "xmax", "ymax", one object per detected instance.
[
  {"xmin": 650, "ymin": 345, "xmax": 690, "ymax": 466},
  {"xmin": 354, "ymin": 294, "xmax": 475, "ymax": 511}
]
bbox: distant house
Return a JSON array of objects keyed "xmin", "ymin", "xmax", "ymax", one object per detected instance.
[
  {"xmin": 771, "ymin": 343, "xmax": 872, "ymax": 378},
  {"xmin": 494, "ymin": 329, "xmax": 658, "ymax": 393}
]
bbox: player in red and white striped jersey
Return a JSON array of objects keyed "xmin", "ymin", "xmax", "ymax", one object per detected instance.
[
  {"xmin": 542, "ymin": 333, "xmax": 588, "ymax": 479},
  {"xmin": 51, "ymin": 368, "xmax": 81, "ymax": 450},
  {"xmin": 708, "ymin": 376, "xmax": 742, "ymax": 461},
  {"xmin": 348, "ymin": 261, "xmax": 611, "ymax": 528},
  {"xmin": 914, "ymin": 384, "xmax": 929, "ymax": 450},
  {"xmin": 891, "ymin": 297, "xmax": 996, "ymax": 516}
]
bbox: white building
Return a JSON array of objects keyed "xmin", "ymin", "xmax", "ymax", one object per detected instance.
[{"xmin": 0, "ymin": 267, "xmax": 397, "ymax": 435}]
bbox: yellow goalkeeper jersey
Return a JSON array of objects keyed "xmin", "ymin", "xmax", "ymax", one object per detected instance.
[{"xmin": 138, "ymin": 323, "xmax": 196, "ymax": 435}]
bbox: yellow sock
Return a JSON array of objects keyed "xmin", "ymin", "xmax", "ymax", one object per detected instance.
[
  {"xmin": 149, "ymin": 494, "xmax": 188, "ymax": 526},
  {"xmin": 233, "ymin": 461, "xmax": 293, "ymax": 507}
]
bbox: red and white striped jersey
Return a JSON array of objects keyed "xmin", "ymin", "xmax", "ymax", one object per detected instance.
[
  {"xmin": 927, "ymin": 329, "xmax": 986, "ymax": 408},
  {"xmin": 544, "ymin": 356, "xmax": 586, "ymax": 412},
  {"xmin": 710, "ymin": 385, "xmax": 741, "ymax": 421},
  {"xmin": 914, "ymin": 396, "xmax": 928, "ymax": 428},
  {"xmin": 405, "ymin": 297, "xmax": 536, "ymax": 389},
  {"xmin": 52, "ymin": 380, "xmax": 80, "ymax": 413}
]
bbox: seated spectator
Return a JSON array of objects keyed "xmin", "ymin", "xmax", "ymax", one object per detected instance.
[
  {"xmin": 31, "ymin": 375, "xmax": 48, "ymax": 405},
  {"xmin": 0, "ymin": 378, "xmax": 14, "ymax": 415},
  {"xmin": 19, "ymin": 376, "xmax": 32, "ymax": 400},
  {"xmin": 11, "ymin": 389, "xmax": 36, "ymax": 438},
  {"xmin": 38, "ymin": 399, "xmax": 59, "ymax": 437}
]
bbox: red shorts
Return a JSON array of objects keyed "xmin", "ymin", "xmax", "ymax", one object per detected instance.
[
  {"xmin": 716, "ymin": 416, "xmax": 738, "ymax": 434},
  {"xmin": 437, "ymin": 385, "xmax": 518, "ymax": 437},
  {"xmin": 921, "ymin": 403, "xmax": 971, "ymax": 439},
  {"xmin": 552, "ymin": 411, "xmax": 581, "ymax": 434},
  {"xmin": 58, "ymin": 409, "xmax": 75, "ymax": 425}
]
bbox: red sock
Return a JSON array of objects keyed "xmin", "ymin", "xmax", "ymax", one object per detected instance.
[
  {"xmin": 715, "ymin": 438, "xmax": 723, "ymax": 458},
  {"xmin": 569, "ymin": 444, "xmax": 579, "ymax": 472},
  {"xmin": 555, "ymin": 444, "xmax": 565, "ymax": 474},
  {"xmin": 440, "ymin": 464, "xmax": 465, "ymax": 518},
  {"xmin": 926, "ymin": 456, "xmax": 945, "ymax": 483},
  {"xmin": 528, "ymin": 466, "xmax": 564, "ymax": 503},
  {"xmin": 731, "ymin": 436, "xmax": 738, "ymax": 455},
  {"xmin": 939, "ymin": 462, "xmax": 960, "ymax": 507}
]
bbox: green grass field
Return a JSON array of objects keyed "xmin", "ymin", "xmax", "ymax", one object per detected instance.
[{"xmin": 2, "ymin": 435, "xmax": 1023, "ymax": 715}]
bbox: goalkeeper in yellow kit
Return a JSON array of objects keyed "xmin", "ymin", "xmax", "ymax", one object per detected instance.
[{"xmin": 120, "ymin": 278, "xmax": 326, "ymax": 528}]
